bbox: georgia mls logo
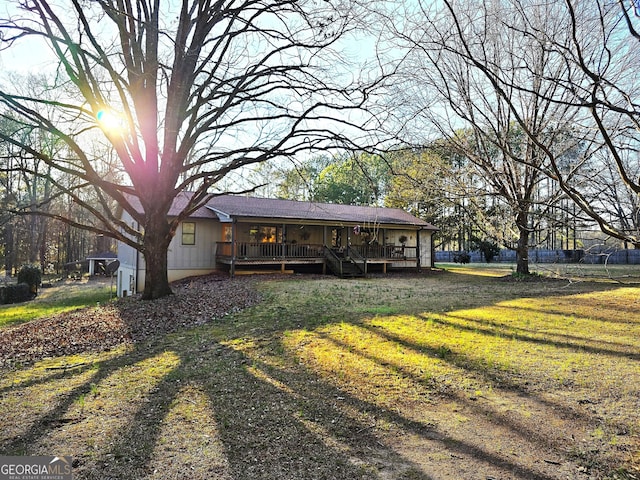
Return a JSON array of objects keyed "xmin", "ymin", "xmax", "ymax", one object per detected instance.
[{"xmin": 0, "ymin": 456, "xmax": 73, "ymax": 480}]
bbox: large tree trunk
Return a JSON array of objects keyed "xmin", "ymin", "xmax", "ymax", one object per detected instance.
[
  {"xmin": 515, "ymin": 212, "xmax": 530, "ymax": 275},
  {"xmin": 141, "ymin": 214, "xmax": 173, "ymax": 300}
]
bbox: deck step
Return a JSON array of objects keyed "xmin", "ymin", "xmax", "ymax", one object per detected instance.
[
  {"xmin": 234, "ymin": 269, "xmax": 294, "ymax": 275},
  {"xmin": 331, "ymin": 259, "xmax": 366, "ymax": 278}
]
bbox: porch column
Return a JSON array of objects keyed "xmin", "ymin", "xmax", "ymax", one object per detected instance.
[
  {"xmin": 230, "ymin": 220, "xmax": 237, "ymax": 277},
  {"xmin": 416, "ymin": 229, "xmax": 421, "ymax": 272},
  {"xmin": 282, "ymin": 223, "xmax": 287, "ymax": 262},
  {"xmin": 431, "ymin": 231, "xmax": 436, "ymax": 268},
  {"xmin": 322, "ymin": 226, "xmax": 327, "ymax": 274},
  {"xmin": 382, "ymin": 228, "xmax": 387, "ymax": 274}
]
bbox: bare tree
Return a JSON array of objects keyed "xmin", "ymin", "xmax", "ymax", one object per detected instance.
[
  {"xmin": 382, "ymin": 0, "xmax": 591, "ymax": 274},
  {"xmin": 0, "ymin": 102, "xmax": 58, "ymax": 274},
  {"xmin": 0, "ymin": 0, "xmax": 380, "ymax": 298},
  {"xmin": 413, "ymin": 0, "xmax": 640, "ymax": 250},
  {"xmin": 553, "ymin": 0, "xmax": 640, "ymax": 246}
]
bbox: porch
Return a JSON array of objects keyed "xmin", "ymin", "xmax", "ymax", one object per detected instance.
[{"xmin": 215, "ymin": 242, "xmax": 419, "ymax": 275}]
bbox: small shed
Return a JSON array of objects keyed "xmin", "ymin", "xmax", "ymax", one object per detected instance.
[{"xmin": 86, "ymin": 251, "xmax": 118, "ymax": 276}]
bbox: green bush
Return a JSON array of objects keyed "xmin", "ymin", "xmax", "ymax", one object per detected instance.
[
  {"xmin": 0, "ymin": 283, "xmax": 32, "ymax": 304},
  {"xmin": 453, "ymin": 251, "xmax": 471, "ymax": 264},
  {"xmin": 474, "ymin": 240, "xmax": 501, "ymax": 263},
  {"xmin": 17, "ymin": 265, "xmax": 42, "ymax": 296}
]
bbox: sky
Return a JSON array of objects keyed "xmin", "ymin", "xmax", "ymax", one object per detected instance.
[
  {"xmin": 0, "ymin": 2, "xmax": 56, "ymax": 74},
  {"xmin": 0, "ymin": 0, "xmax": 390, "ymax": 194},
  {"xmin": 0, "ymin": 1, "xmax": 383, "ymax": 75}
]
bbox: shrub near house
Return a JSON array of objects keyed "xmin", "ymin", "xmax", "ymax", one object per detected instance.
[
  {"xmin": 0, "ymin": 283, "xmax": 31, "ymax": 305},
  {"xmin": 18, "ymin": 265, "xmax": 42, "ymax": 296},
  {"xmin": 0, "ymin": 265, "xmax": 41, "ymax": 305}
]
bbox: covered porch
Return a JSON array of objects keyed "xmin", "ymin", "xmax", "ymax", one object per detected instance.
[
  {"xmin": 215, "ymin": 238, "xmax": 420, "ymax": 276},
  {"xmin": 204, "ymin": 196, "xmax": 435, "ymax": 277}
]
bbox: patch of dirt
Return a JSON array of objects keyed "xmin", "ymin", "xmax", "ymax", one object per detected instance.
[{"xmin": 0, "ymin": 273, "xmax": 261, "ymax": 368}]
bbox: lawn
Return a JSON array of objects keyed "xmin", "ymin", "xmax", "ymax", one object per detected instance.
[
  {"xmin": 0, "ymin": 268, "xmax": 638, "ymax": 479},
  {"xmin": 0, "ymin": 277, "xmax": 113, "ymax": 328}
]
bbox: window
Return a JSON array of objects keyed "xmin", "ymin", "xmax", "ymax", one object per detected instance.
[
  {"xmin": 182, "ymin": 222, "xmax": 196, "ymax": 245},
  {"xmin": 261, "ymin": 226, "xmax": 277, "ymax": 243},
  {"xmin": 250, "ymin": 225, "xmax": 279, "ymax": 243},
  {"xmin": 331, "ymin": 228, "xmax": 342, "ymax": 248},
  {"xmin": 222, "ymin": 224, "xmax": 232, "ymax": 242}
]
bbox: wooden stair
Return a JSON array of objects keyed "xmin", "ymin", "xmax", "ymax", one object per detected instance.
[{"xmin": 323, "ymin": 247, "xmax": 366, "ymax": 278}]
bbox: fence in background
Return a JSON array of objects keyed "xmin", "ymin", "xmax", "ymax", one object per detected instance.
[{"xmin": 436, "ymin": 248, "xmax": 640, "ymax": 265}]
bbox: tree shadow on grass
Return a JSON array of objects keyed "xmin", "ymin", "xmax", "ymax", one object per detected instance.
[
  {"xmin": 64, "ymin": 337, "xmax": 437, "ymax": 480},
  {"xmin": 1, "ymin": 332, "xmax": 437, "ymax": 479},
  {"xmin": 427, "ymin": 311, "xmax": 640, "ymax": 361},
  {"xmin": 352, "ymin": 316, "xmax": 638, "ymax": 475},
  {"xmin": 0, "ymin": 349, "xmax": 137, "ymax": 455},
  {"xmin": 5, "ymin": 330, "xmax": 563, "ymax": 479},
  {"xmin": 73, "ymin": 335, "xmax": 566, "ymax": 480},
  {"xmin": 1, "ymin": 273, "xmax": 636, "ymax": 479},
  {"xmin": 236, "ymin": 346, "xmax": 566, "ymax": 480}
]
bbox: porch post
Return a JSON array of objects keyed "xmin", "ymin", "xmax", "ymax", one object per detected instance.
[
  {"xmin": 432, "ymin": 231, "xmax": 436, "ymax": 268},
  {"xmin": 282, "ymin": 223, "xmax": 286, "ymax": 262},
  {"xmin": 416, "ymin": 229, "xmax": 421, "ymax": 272},
  {"xmin": 281, "ymin": 223, "xmax": 286, "ymax": 273},
  {"xmin": 322, "ymin": 226, "xmax": 327, "ymax": 274},
  {"xmin": 230, "ymin": 220, "xmax": 236, "ymax": 277}
]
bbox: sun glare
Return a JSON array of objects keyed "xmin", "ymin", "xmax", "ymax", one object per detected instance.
[{"xmin": 96, "ymin": 108, "xmax": 125, "ymax": 133}]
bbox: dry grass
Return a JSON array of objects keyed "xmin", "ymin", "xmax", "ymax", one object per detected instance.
[{"xmin": 1, "ymin": 268, "xmax": 639, "ymax": 479}]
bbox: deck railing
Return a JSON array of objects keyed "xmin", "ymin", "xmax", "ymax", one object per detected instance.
[
  {"xmin": 216, "ymin": 242, "xmax": 324, "ymax": 259},
  {"xmin": 347, "ymin": 247, "xmax": 368, "ymax": 274},
  {"xmin": 323, "ymin": 246, "xmax": 345, "ymax": 276},
  {"xmin": 216, "ymin": 242, "xmax": 417, "ymax": 260},
  {"xmin": 351, "ymin": 244, "xmax": 417, "ymax": 260}
]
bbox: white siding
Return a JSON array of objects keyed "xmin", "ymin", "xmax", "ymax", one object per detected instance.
[
  {"xmin": 420, "ymin": 230, "xmax": 433, "ymax": 268},
  {"xmin": 117, "ymin": 215, "xmax": 222, "ymax": 296},
  {"xmin": 168, "ymin": 219, "xmax": 220, "ymax": 270},
  {"xmin": 116, "ymin": 210, "xmax": 142, "ymax": 296}
]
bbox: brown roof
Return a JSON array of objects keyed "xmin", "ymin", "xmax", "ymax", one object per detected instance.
[
  {"xmin": 168, "ymin": 192, "xmax": 219, "ymax": 218},
  {"xmin": 124, "ymin": 192, "xmax": 436, "ymax": 229},
  {"xmin": 124, "ymin": 191, "xmax": 218, "ymax": 219},
  {"xmin": 207, "ymin": 195, "xmax": 436, "ymax": 229}
]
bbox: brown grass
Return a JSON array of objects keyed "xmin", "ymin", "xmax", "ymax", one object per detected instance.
[{"xmin": 1, "ymin": 268, "xmax": 639, "ymax": 479}]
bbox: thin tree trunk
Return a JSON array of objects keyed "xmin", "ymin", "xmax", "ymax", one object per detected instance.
[
  {"xmin": 39, "ymin": 221, "xmax": 48, "ymax": 273},
  {"xmin": 4, "ymin": 223, "xmax": 14, "ymax": 276}
]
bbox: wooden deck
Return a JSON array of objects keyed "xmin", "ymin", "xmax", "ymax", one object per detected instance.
[{"xmin": 215, "ymin": 242, "xmax": 419, "ymax": 275}]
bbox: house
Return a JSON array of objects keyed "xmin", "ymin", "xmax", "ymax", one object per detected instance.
[{"xmin": 116, "ymin": 193, "xmax": 437, "ymax": 297}]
